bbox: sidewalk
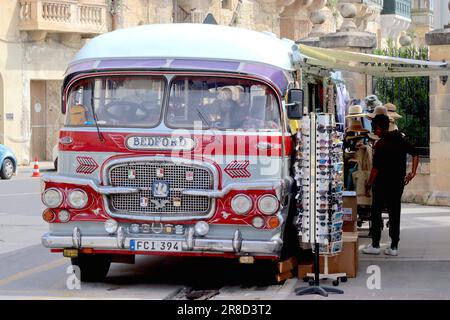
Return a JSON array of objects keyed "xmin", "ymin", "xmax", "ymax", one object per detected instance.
[{"xmin": 17, "ymin": 161, "xmax": 55, "ymax": 175}]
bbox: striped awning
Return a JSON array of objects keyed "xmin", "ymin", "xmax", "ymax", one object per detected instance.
[{"xmin": 298, "ymin": 44, "xmax": 450, "ymax": 77}]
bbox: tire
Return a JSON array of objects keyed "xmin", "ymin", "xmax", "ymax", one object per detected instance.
[
  {"xmin": 332, "ymin": 280, "xmax": 339, "ymax": 286},
  {"xmin": 54, "ymin": 158, "xmax": 58, "ymax": 171},
  {"xmin": 341, "ymin": 276, "xmax": 348, "ymax": 283},
  {"xmin": 1, "ymin": 159, "xmax": 14, "ymax": 180},
  {"xmin": 71, "ymin": 253, "xmax": 111, "ymax": 282}
]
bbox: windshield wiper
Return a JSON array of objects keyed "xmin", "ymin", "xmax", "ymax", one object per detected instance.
[
  {"xmin": 197, "ymin": 109, "xmax": 211, "ymax": 128},
  {"xmin": 91, "ymin": 96, "xmax": 105, "ymax": 143}
]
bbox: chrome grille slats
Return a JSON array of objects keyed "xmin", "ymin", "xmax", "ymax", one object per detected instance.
[{"xmin": 108, "ymin": 161, "xmax": 212, "ymax": 216}]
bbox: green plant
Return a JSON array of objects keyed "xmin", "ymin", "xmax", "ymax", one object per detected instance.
[
  {"xmin": 326, "ymin": 0, "xmax": 340, "ymax": 29},
  {"xmin": 107, "ymin": 0, "xmax": 123, "ymax": 15},
  {"xmin": 373, "ymin": 44, "xmax": 430, "ymax": 155}
]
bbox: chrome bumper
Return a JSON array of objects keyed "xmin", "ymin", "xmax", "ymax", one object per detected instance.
[{"xmin": 41, "ymin": 227, "xmax": 283, "ymax": 256}]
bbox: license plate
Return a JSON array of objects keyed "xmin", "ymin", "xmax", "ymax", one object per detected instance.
[{"xmin": 130, "ymin": 240, "xmax": 182, "ymax": 252}]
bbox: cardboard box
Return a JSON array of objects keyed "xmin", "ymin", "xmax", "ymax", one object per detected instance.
[
  {"xmin": 342, "ymin": 191, "xmax": 358, "ymax": 222},
  {"xmin": 277, "ymin": 256, "xmax": 298, "ymax": 274},
  {"xmin": 319, "ymin": 232, "xmax": 359, "ymax": 278},
  {"xmin": 297, "ymin": 263, "xmax": 313, "ymax": 279},
  {"xmin": 343, "ymin": 220, "xmax": 357, "ymax": 232},
  {"xmin": 275, "ymin": 270, "xmax": 293, "ymax": 283}
]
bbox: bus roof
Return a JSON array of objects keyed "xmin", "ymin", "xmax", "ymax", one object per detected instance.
[{"xmin": 72, "ymin": 24, "xmax": 299, "ymax": 71}]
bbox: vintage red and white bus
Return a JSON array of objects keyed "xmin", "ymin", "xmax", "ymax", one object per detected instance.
[{"xmin": 41, "ymin": 23, "xmax": 304, "ymax": 281}]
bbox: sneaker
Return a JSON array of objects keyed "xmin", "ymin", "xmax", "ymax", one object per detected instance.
[
  {"xmin": 362, "ymin": 244, "xmax": 381, "ymax": 255},
  {"xmin": 384, "ymin": 248, "xmax": 398, "ymax": 256}
]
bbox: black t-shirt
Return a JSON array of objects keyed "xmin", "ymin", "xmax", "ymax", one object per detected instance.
[{"xmin": 373, "ymin": 130, "xmax": 418, "ymax": 187}]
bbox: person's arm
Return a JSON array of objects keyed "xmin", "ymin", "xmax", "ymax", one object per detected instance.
[
  {"xmin": 405, "ymin": 155, "xmax": 419, "ymax": 185},
  {"xmin": 365, "ymin": 168, "xmax": 378, "ymax": 197},
  {"xmin": 403, "ymin": 137, "xmax": 420, "ymax": 185}
]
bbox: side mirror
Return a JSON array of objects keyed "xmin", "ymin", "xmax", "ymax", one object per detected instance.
[{"xmin": 286, "ymin": 88, "xmax": 304, "ymax": 119}]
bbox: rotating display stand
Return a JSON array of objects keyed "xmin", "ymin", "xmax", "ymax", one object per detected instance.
[{"xmin": 294, "ymin": 113, "xmax": 346, "ymax": 297}]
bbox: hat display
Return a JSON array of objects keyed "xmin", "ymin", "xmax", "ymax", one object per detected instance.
[
  {"xmin": 346, "ymin": 119, "xmax": 369, "ymax": 133},
  {"xmin": 384, "ymin": 103, "xmax": 402, "ymax": 119},
  {"xmin": 366, "ymin": 105, "xmax": 388, "ymax": 119},
  {"xmin": 364, "ymin": 95, "xmax": 382, "ymax": 112},
  {"xmin": 345, "ymin": 105, "xmax": 366, "ymax": 118}
]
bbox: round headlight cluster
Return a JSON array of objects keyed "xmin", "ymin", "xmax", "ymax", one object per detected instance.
[
  {"xmin": 42, "ymin": 188, "xmax": 63, "ymax": 208},
  {"xmin": 231, "ymin": 194, "xmax": 252, "ymax": 215},
  {"xmin": 257, "ymin": 195, "xmax": 279, "ymax": 215},
  {"xmin": 68, "ymin": 189, "xmax": 88, "ymax": 209}
]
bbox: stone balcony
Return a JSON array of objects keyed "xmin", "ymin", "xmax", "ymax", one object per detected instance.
[
  {"xmin": 18, "ymin": 0, "xmax": 108, "ymax": 40},
  {"xmin": 380, "ymin": 0, "xmax": 411, "ymax": 44}
]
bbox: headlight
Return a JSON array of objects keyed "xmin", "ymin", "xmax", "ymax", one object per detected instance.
[
  {"xmin": 257, "ymin": 195, "xmax": 279, "ymax": 215},
  {"xmin": 194, "ymin": 221, "xmax": 209, "ymax": 236},
  {"xmin": 251, "ymin": 217, "xmax": 265, "ymax": 229},
  {"xmin": 68, "ymin": 189, "xmax": 88, "ymax": 209},
  {"xmin": 42, "ymin": 188, "xmax": 63, "ymax": 208},
  {"xmin": 105, "ymin": 219, "xmax": 118, "ymax": 234},
  {"xmin": 57, "ymin": 210, "xmax": 70, "ymax": 223},
  {"xmin": 231, "ymin": 194, "xmax": 252, "ymax": 215}
]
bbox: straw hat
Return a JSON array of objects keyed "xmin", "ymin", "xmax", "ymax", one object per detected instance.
[
  {"xmin": 384, "ymin": 103, "xmax": 402, "ymax": 119},
  {"xmin": 366, "ymin": 105, "xmax": 388, "ymax": 119},
  {"xmin": 367, "ymin": 133, "xmax": 380, "ymax": 140},
  {"xmin": 346, "ymin": 119, "xmax": 369, "ymax": 133},
  {"xmin": 389, "ymin": 122, "xmax": 399, "ymax": 131},
  {"xmin": 345, "ymin": 105, "xmax": 366, "ymax": 118}
]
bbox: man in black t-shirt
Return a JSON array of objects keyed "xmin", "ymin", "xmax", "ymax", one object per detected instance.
[{"xmin": 362, "ymin": 114, "xmax": 419, "ymax": 256}]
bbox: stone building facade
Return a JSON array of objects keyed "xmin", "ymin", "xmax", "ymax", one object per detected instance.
[{"xmin": 1, "ymin": 0, "xmax": 449, "ymax": 204}]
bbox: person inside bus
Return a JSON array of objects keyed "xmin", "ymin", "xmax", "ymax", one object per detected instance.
[{"xmin": 214, "ymin": 87, "xmax": 246, "ymax": 128}]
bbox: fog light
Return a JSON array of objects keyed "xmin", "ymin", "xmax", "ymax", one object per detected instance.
[
  {"xmin": 105, "ymin": 219, "xmax": 118, "ymax": 234},
  {"xmin": 57, "ymin": 210, "xmax": 70, "ymax": 223},
  {"xmin": 258, "ymin": 195, "xmax": 279, "ymax": 215},
  {"xmin": 68, "ymin": 189, "xmax": 88, "ymax": 209},
  {"xmin": 231, "ymin": 194, "xmax": 252, "ymax": 215},
  {"xmin": 194, "ymin": 221, "xmax": 209, "ymax": 236},
  {"xmin": 251, "ymin": 216, "xmax": 265, "ymax": 229},
  {"xmin": 130, "ymin": 224, "xmax": 140, "ymax": 233},
  {"xmin": 42, "ymin": 188, "xmax": 63, "ymax": 208},
  {"xmin": 42, "ymin": 209, "xmax": 56, "ymax": 223}
]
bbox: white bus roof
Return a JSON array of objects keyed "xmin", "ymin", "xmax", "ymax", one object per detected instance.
[{"xmin": 72, "ymin": 24, "xmax": 299, "ymax": 71}]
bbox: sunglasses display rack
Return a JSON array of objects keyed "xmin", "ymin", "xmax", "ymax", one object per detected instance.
[
  {"xmin": 295, "ymin": 113, "xmax": 345, "ymax": 297},
  {"xmin": 294, "ymin": 116, "xmax": 312, "ymax": 244}
]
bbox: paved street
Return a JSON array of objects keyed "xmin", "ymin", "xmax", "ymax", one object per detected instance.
[{"xmin": 1, "ymin": 166, "xmax": 450, "ymax": 300}]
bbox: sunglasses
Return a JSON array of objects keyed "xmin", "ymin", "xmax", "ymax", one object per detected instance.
[
  {"xmin": 317, "ymin": 125, "xmax": 334, "ymax": 134},
  {"xmin": 317, "ymin": 209, "xmax": 333, "ymax": 215}
]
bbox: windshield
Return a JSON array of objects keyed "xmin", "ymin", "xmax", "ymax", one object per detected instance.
[
  {"xmin": 65, "ymin": 76, "xmax": 165, "ymax": 127},
  {"xmin": 166, "ymin": 77, "xmax": 281, "ymax": 131}
]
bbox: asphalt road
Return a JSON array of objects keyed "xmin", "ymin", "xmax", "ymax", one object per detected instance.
[
  {"xmin": 1, "ymin": 169, "xmax": 450, "ymax": 300},
  {"xmin": 0, "ymin": 170, "xmax": 290, "ymax": 299}
]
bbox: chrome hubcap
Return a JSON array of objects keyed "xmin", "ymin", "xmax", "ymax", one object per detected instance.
[{"xmin": 4, "ymin": 161, "xmax": 13, "ymax": 176}]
